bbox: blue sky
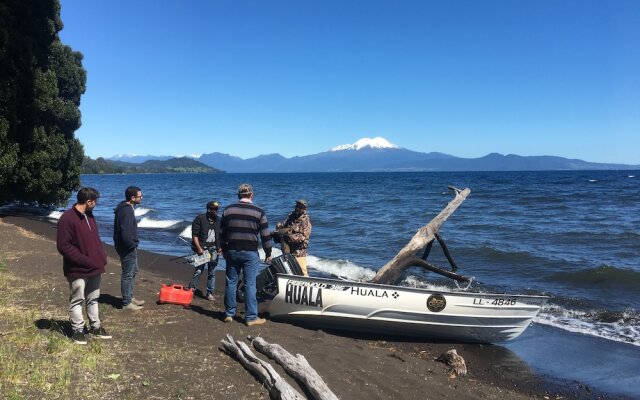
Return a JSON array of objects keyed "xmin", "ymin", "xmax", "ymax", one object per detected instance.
[{"xmin": 59, "ymin": 1, "xmax": 639, "ymax": 164}]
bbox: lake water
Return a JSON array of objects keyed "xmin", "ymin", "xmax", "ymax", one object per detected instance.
[{"xmin": 60, "ymin": 170, "xmax": 638, "ymax": 396}]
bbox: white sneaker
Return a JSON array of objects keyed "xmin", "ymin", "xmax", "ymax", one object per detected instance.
[
  {"xmin": 131, "ymin": 298, "xmax": 146, "ymax": 306},
  {"xmin": 245, "ymin": 318, "xmax": 267, "ymax": 327}
]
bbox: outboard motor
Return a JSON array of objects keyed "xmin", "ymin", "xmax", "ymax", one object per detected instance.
[
  {"xmin": 265, "ymin": 253, "xmax": 303, "ymax": 277},
  {"xmin": 237, "ymin": 254, "xmax": 304, "ymax": 303}
]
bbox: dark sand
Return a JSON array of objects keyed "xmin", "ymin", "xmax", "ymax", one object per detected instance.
[{"xmin": 0, "ymin": 214, "xmax": 621, "ymax": 399}]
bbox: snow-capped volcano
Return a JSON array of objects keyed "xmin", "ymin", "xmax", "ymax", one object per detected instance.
[
  {"xmin": 331, "ymin": 137, "xmax": 399, "ymax": 151},
  {"xmin": 175, "ymin": 153, "xmax": 202, "ymax": 159},
  {"xmin": 108, "ymin": 154, "xmax": 173, "ymax": 163}
]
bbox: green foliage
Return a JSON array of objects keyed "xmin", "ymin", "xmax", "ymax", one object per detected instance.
[
  {"xmin": 46, "ymin": 334, "xmax": 66, "ymax": 354},
  {"xmin": 81, "ymin": 156, "xmax": 224, "ymax": 174},
  {"xmin": 0, "ymin": 0, "xmax": 86, "ymax": 206},
  {"xmin": 81, "ymin": 156, "xmax": 126, "ymax": 174},
  {"xmin": 0, "ymin": 118, "xmax": 19, "ymax": 188}
]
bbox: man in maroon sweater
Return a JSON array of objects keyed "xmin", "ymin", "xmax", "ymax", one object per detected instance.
[{"xmin": 56, "ymin": 187, "xmax": 111, "ymax": 344}]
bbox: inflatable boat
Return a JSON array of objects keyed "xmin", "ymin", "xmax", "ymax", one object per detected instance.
[{"xmin": 259, "ymin": 255, "xmax": 548, "ymax": 344}]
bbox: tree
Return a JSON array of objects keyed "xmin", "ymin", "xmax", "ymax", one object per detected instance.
[{"xmin": 0, "ymin": 0, "xmax": 86, "ymax": 206}]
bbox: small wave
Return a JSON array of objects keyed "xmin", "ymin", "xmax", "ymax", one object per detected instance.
[
  {"xmin": 547, "ymin": 265, "xmax": 640, "ymax": 289},
  {"xmin": 629, "ymin": 175, "xmax": 635, "ymax": 178},
  {"xmin": 47, "ymin": 211, "xmax": 63, "ymax": 220},
  {"xmin": 179, "ymin": 226, "xmax": 191, "ymax": 239},
  {"xmin": 258, "ymin": 251, "xmax": 444, "ymax": 286},
  {"xmin": 134, "ymin": 207, "xmax": 152, "ymax": 217},
  {"xmin": 585, "ymin": 310, "xmax": 638, "ymax": 324},
  {"xmin": 466, "ymin": 245, "xmax": 550, "ymax": 266},
  {"xmin": 402, "ymin": 275, "xmax": 457, "ymax": 292},
  {"xmin": 536, "ymin": 305, "xmax": 639, "ymax": 346},
  {"xmin": 307, "ymin": 255, "xmax": 376, "ymax": 281},
  {"xmin": 553, "ymin": 230, "xmax": 640, "ymax": 242},
  {"xmin": 588, "ymin": 179, "xmax": 598, "ymax": 182},
  {"xmin": 137, "ymin": 217, "xmax": 182, "ymax": 229}
]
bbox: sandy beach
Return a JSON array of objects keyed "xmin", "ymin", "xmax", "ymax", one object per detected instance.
[{"xmin": 0, "ymin": 214, "xmax": 620, "ymax": 399}]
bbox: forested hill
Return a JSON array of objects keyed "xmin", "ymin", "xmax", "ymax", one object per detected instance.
[{"xmin": 82, "ymin": 157, "xmax": 224, "ymax": 174}]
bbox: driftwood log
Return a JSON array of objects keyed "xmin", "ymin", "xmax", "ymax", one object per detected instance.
[
  {"xmin": 370, "ymin": 186, "xmax": 471, "ymax": 285},
  {"xmin": 249, "ymin": 336, "xmax": 339, "ymax": 400},
  {"xmin": 219, "ymin": 335, "xmax": 305, "ymax": 400}
]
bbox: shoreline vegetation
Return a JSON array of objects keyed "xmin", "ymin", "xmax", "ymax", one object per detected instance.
[
  {"xmin": 0, "ymin": 214, "xmax": 611, "ymax": 400},
  {"xmin": 81, "ymin": 156, "xmax": 224, "ymax": 174}
]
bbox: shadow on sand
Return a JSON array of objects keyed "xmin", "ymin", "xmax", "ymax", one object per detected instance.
[
  {"xmin": 35, "ymin": 318, "xmax": 73, "ymax": 338},
  {"xmin": 187, "ymin": 304, "xmax": 227, "ymax": 322},
  {"xmin": 98, "ymin": 293, "xmax": 122, "ymax": 309}
]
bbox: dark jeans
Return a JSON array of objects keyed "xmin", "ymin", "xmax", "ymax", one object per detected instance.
[
  {"xmin": 120, "ymin": 249, "xmax": 138, "ymax": 307},
  {"xmin": 224, "ymin": 250, "xmax": 260, "ymax": 321},
  {"xmin": 188, "ymin": 256, "xmax": 218, "ymax": 295}
]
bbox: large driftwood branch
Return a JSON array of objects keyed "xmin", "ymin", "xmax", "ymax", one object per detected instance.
[
  {"xmin": 409, "ymin": 258, "xmax": 470, "ymax": 282},
  {"xmin": 219, "ymin": 335, "xmax": 305, "ymax": 400},
  {"xmin": 370, "ymin": 187, "xmax": 471, "ymax": 285},
  {"xmin": 249, "ymin": 336, "xmax": 339, "ymax": 400}
]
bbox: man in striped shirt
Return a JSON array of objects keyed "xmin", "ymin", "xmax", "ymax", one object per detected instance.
[{"xmin": 220, "ymin": 183, "xmax": 272, "ymax": 326}]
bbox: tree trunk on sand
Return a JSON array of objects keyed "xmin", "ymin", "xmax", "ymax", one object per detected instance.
[
  {"xmin": 249, "ymin": 336, "xmax": 339, "ymax": 400},
  {"xmin": 370, "ymin": 187, "xmax": 470, "ymax": 285},
  {"xmin": 219, "ymin": 335, "xmax": 305, "ymax": 400}
]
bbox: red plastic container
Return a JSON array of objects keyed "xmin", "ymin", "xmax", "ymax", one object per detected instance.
[{"xmin": 158, "ymin": 284, "xmax": 194, "ymax": 306}]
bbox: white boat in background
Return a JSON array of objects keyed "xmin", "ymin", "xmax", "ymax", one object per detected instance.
[{"xmin": 267, "ymin": 274, "xmax": 548, "ymax": 344}]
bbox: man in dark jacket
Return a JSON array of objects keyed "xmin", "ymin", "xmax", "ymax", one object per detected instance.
[
  {"xmin": 113, "ymin": 186, "xmax": 144, "ymax": 310},
  {"xmin": 187, "ymin": 200, "xmax": 222, "ymax": 300},
  {"xmin": 57, "ymin": 187, "xmax": 111, "ymax": 344}
]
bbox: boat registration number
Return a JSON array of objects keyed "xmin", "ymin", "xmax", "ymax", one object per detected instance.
[{"xmin": 473, "ymin": 298, "xmax": 517, "ymax": 306}]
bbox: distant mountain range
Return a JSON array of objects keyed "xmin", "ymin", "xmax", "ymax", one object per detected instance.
[
  {"xmin": 107, "ymin": 137, "xmax": 639, "ymax": 172},
  {"xmin": 83, "ymin": 156, "xmax": 222, "ymax": 174}
]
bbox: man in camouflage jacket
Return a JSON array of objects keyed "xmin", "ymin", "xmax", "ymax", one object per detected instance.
[{"xmin": 275, "ymin": 199, "xmax": 312, "ymax": 276}]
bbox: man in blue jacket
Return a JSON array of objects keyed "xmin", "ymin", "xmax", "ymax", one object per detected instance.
[
  {"xmin": 113, "ymin": 186, "xmax": 144, "ymax": 310},
  {"xmin": 57, "ymin": 187, "xmax": 111, "ymax": 344}
]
